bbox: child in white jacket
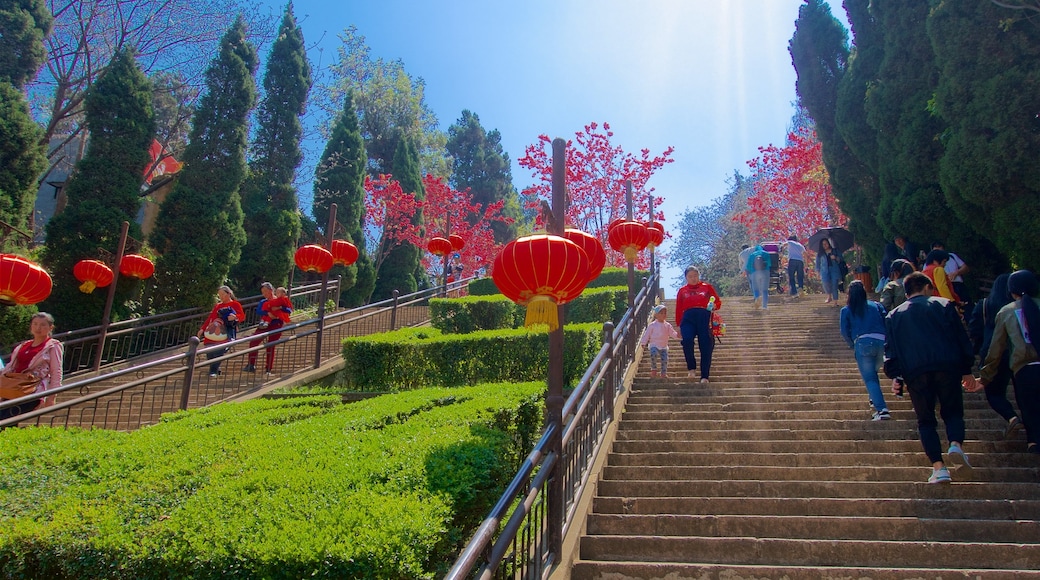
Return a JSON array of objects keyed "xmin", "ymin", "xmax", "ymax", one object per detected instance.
[{"xmin": 640, "ymin": 304, "xmax": 680, "ymax": 378}]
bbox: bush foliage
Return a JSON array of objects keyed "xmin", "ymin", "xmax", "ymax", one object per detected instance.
[
  {"xmin": 431, "ymin": 287, "xmax": 627, "ymax": 334},
  {"xmin": 0, "ymin": 383, "xmax": 544, "ymax": 579}
]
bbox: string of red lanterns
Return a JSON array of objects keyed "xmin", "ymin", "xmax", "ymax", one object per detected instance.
[
  {"xmin": 607, "ymin": 220, "xmax": 650, "ymax": 263},
  {"xmin": 294, "ymin": 244, "xmax": 334, "ymax": 274},
  {"xmin": 330, "ymin": 239, "xmax": 359, "ymax": 267}
]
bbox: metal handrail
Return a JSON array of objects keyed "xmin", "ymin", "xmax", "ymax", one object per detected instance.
[{"xmin": 445, "ymin": 271, "xmax": 657, "ymax": 580}]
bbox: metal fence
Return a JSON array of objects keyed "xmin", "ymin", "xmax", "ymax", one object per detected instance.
[
  {"xmin": 0, "ymin": 278, "xmax": 469, "ymax": 430},
  {"xmin": 446, "ymin": 270, "xmax": 656, "ymax": 580}
]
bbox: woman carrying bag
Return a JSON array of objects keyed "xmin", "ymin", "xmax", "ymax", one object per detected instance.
[{"xmin": 1, "ymin": 312, "xmax": 63, "ymax": 420}]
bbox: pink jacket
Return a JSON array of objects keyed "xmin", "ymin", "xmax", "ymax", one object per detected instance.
[
  {"xmin": 7, "ymin": 337, "xmax": 63, "ymax": 407},
  {"xmin": 640, "ymin": 320, "xmax": 679, "ymax": 349}
]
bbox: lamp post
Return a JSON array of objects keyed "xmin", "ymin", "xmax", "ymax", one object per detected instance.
[
  {"xmin": 313, "ymin": 203, "xmax": 336, "ymax": 369},
  {"xmin": 93, "ymin": 220, "xmax": 129, "ymax": 373},
  {"xmin": 546, "ymin": 137, "xmax": 566, "ymax": 560}
]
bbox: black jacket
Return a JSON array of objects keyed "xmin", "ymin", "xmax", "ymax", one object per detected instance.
[{"xmin": 884, "ymin": 295, "xmax": 973, "ymax": 381}]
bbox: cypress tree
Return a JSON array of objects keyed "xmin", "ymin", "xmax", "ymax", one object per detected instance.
[
  {"xmin": 446, "ymin": 110, "xmax": 523, "ymax": 244},
  {"xmin": 371, "ymin": 136, "xmax": 424, "ymax": 301},
  {"xmin": 313, "ymin": 90, "xmax": 375, "ymax": 307},
  {"xmin": 0, "ymin": 0, "xmax": 51, "ymax": 90},
  {"xmin": 40, "ymin": 49, "xmax": 155, "ymax": 329},
  {"xmin": 150, "ymin": 18, "xmax": 258, "ymax": 311},
  {"xmin": 231, "ymin": 5, "xmax": 310, "ymax": 292}
]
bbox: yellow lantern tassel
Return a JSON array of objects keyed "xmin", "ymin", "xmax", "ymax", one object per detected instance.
[
  {"xmin": 524, "ymin": 295, "xmax": 559, "ymax": 331},
  {"xmin": 79, "ymin": 280, "xmax": 97, "ymax": 294},
  {"xmin": 623, "ymin": 247, "xmax": 638, "ymax": 263}
]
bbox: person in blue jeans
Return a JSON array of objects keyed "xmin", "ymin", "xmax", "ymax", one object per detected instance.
[
  {"xmin": 816, "ymin": 238, "xmax": 842, "ymax": 304},
  {"xmin": 745, "ymin": 245, "xmax": 772, "ymax": 310},
  {"xmin": 840, "ymin": 280, "xmax": 891, "ymax": 421},
  {"xmin": 785, "ymin": 235, "xmax": 806, "ymax": 296}
]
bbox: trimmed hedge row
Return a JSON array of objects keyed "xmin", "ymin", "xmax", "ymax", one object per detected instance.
[
  {"xmin": 466, "ymin": 266, "xmax": 649, "ymax": 296},
  {"xmin": 341, "ymin": 324, "xmax": 602, "ymax": 392},
  {"xmin": 430, "ymin": 286, "xmax": 627, "ymax": 334},
  {"xmin": 0, "ymin": 383, "xmax": 544, "ymax": 579}
]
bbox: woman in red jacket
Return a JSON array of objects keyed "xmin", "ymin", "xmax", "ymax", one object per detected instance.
[
  {"xmin": 197, "ymin": 285, "xmax": 245, "ymax": 377},
  {"xmin": 675, "ymin": 266, "xmax": 722, "ymax": 383}
]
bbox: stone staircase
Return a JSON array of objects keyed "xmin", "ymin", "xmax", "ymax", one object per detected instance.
[{"xmin": 569, "ymin": 293, "xmax": 1040, "ymax": 579}]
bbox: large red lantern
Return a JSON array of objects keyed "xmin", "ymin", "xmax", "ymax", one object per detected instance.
[
  {"xmin": 0, "ymin": 254, "xmax": 53, "ymax": 306},
  {"xmin": 331, "ymin": 240, "xmax": 359, "ymax": 267},
  {"xmin": 448, "ymin": 234, "xmax": 465, "ymax": 252},
  {"xmin": 73, "ymin": 259, "xmax": 114, "ymax": 294},
  {"xmin": 294, "ymin": 244, "xmax": 334, "ymax": 274},
  {"xmin": 492, "ymin": 234, "xmax": 591, "ymax": 331},
  {"xmin": 607, "ymin": 220, "xmax": 650, "ymax": 263},
  {"xmin": 427, "ymin": 237, "xmax": 453, "ymax": 257},
  {"xmin": 562, "ymin": 228, "xmax": 606, "ymax": 282},
  {"xmin": 645, "ymin": 221, "xmax": 665, "ymax": 251},
  {"xmin": 119, "ymin": 254, "xmax": 154, "ymax": 279}
]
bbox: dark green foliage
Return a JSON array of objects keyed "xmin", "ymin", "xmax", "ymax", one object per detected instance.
[
  {"xmin": 231, "ymin": 6, "xmax": 310, "ymax": 292},
  {"xmin": 446, "ymin": 110, "xmax": 523, "ymax": 243},
  {"xmin": 585, "ymin": 267, "xmax": 650, "ymax": 289},
  {"xmin": 430, "ymin": 287, "xmax": 627, "ymax": 334},
  {"xmin": 372, "ymin": 136, "xmax": 424, "ymax": 301},
  {"xmin": 0, "ymin": 0, "xmax": 52, "ymax": 89},
  {"xmin": 0, "ymin": 304, "xmax": 36, "ymax": 355},
  {"xmin": 40, "ymin": 50, "xmax": 154, "ymax": 329},
  {"xmin": 341, "ymin": 324, "xmax": 601, "ymax": 392},
  {"xmin": 929, "ymin": 0, "xmax": 1040, "ymax": 271},
  {"xmin": 150, "ymin": 18, "xmax": 258, "ymax": 311},
  {"xmin": 313, "ymin": 90, "xmax": 375, "ymax": 307},
  {"xmin": 0, "ymin": 82, "xmax": 46, "ymax": 252},
  {"xmin": 0, "ymin": 384, "xmax": 543, "ymax": 579},
  {"xmin": 467, "ymin": 277, "xmax": 500, "ymax": 296}
]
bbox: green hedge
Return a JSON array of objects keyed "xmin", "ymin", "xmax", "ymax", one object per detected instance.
[
  {"xmin": 0, "ymin": 383, "xmax": 544, "ymax": 579},
  {"xmin": 341, "ymin": 324, "xmax": 602, "ymax": 392},
  {"xmin": 465, "ymin": 267, "xmax": 648, "ymax": 297},
  {"xmin": 431, "ymin": 287, "xmax": 627, "ymax": 334},
  {"xmin": 467, "ymin": 277, "xmax": 499, "ymax": 296}
]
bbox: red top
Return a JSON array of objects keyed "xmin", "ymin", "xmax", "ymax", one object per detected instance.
[
  {"xmin": 262, "ymin": 296, "xmax": 293, "ymax": 323},
  {"xmin": 675, "ymin": 282, "xmax": 722, "ymax": 327},
  {"xmin": 12, "ymin": 340, "xmax": 47, "ymax": 373},
  {"xmin": 200, "ymin": 300, "xmax": 246, "ymax": 344}
]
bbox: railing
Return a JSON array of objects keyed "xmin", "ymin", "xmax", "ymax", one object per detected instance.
[
  {"xmin": 0, "ymin": 278, "xmax": 470, "ymax": 430},
  {"xmin": 47, "ymin": 279, "xmax": 341, "ymax": 377},
  {"xmin": 446, "ymin": 270, "xmax": 656, "ymax": 580}
]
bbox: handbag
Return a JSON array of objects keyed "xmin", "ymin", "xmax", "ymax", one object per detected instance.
[
  {"xmin": 203, "ymin": 318, "xmax": 228, "ymax": 342},
  {"xmin": 0, "ymin": 371, "xmax": 42, "ymax": 400}
]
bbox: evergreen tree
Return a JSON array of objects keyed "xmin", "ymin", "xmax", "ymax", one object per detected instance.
[
  {"xmin": 231, "ymin": 5, "xmax": 310, "ymax": 292},
  {"xmin": 0, "ymin": 0, "xmax": 52, "ymax": 89},
  {"xmin": 929, "ymin": 0, "xmax": 1039, "ymax": 271},
  {"xmin": 371, "ymin": 136, "xmax": 424, "ymax": 301},
  {"xmin": 41, "ymin": 49, "xmax": 155, "ymax": 329},
  {"xmin": 313, "ymin": 90, "xmax": 375, "ymax": 307},
  {"xmin": 446, "ymin": 110, "xmax": 523, "ymax": 243},
  {"xmin": 150, "ymin": 18, "xmax": 257, "ymax": 311}
]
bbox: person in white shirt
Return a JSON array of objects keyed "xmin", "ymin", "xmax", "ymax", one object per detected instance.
[
  {"xmin": 784, "ymin": 235, "xmax": 806, "ymax": 296},
  {"xmin": 640, "ymin": 304, "xmax": 680, "ymax": 378}
]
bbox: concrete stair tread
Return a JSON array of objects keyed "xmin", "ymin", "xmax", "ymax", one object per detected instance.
[{"xmin": 570, "ymin": 561, "xmax": 1040, "ymax": 580}]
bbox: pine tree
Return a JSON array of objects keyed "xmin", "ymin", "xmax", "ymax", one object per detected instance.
[
  {"xmin": 446, "ymin": 110, "xmax": 523, "ymax": 244},
  {"xmin": 313, "ymin": 90, "xmax": 375, "ymax": 307},
  {"xmin": 150, "ymin": 18, "xmax": 257, "ymax": 311},
  {"xmin": 0, "ymin": 0, "xmax": 52, "ymax": 90},
  {"xmin": 371, "ymin": 136, "xmax": 424, "ymax": 301},
  {"xmin": 231, "ymin": 5, "xmax": 310, "ymax": 292},
  {"xmin": 40, "ymin": 49, "xmax": 155, "ymax": 329}
]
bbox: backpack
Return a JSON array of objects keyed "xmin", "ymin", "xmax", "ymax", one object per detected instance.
[
  {"xmin": 203, "ymin": 318, "xmax": 228, "ymax": 342},
  {"xmin": 753, "ymin": 254, "xmax": 768, "ymax": 271}
]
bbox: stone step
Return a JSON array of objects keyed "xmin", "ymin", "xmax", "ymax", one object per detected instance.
[
  {"xmin": 598, "ymin": 464, "xmax": 1040, "ymax": 483},
  {"xmin": 571, "ymin": 561, "xmax": 1040, "ymax": 580},
  {"xmin": 610, "ymin": 439, "xmax": 1032, "ymax": 455},
  {"xmin": 606, "ymin": 451, "xmax": 1040, "ymax": 469},
  {"xmin": 594, "ymin": 479, "xmax": 1040, "ymax": 501}
]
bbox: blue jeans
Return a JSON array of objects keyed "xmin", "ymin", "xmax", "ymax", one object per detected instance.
[
  {"xmin": 680, "ymin": 308, "xmax": 714, "ymax": 379},
  {"xmin": 821, "ymin": 268, "xmax": 840, "ymax": 300},
  {"xmin": 750, "ymin": 270, "xmax": 770, "ymax": 309},
  {"xmin": 788, "ymin": 259, "xmax": 804, "ymax": 295},
  {"xmin": 854, "ymin": 338, "xmax": 888, "ymax": 412},
  {"xmin": 648, "ymin": 346, "xmax": 669, "ymax": 372}
]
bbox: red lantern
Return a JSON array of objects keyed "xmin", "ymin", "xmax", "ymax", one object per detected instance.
[
  {"xmin": 294, "ymin": 244, "xmax": 334, "ymax": 274},
  {"xmin": 562, "ymin": 228, "xmax": 606, "ymax": 282},
  {"xmin": 73, "ymin": 259, "xmax": 114, "ymax": 294},
  {"xmin": 0, "ymin": 254, "xmax": 53, "ymax": 306},
  {"xmin": 645, "ymin": 222, "xmax": 664, "ymax": 250},
  {"xmin": 331, "ymin": 240, "xmax": 359, "ymax": 267},
  {"xmin": 427, "ymin": 237, "xmax": 453, "ymax": 257},
  {"xmin": 492, "ymin": 234, "xmax": 591, "ymax": 331},
  {"xmin": 119, "ymin": 254, "xmax": 154, "ymax": 279},
  {"xmin": 448, "ymin": 234, "xmax": 465, "ymax": 251},
  {"xmin": 607, "ymin": 220, "xmax": 650, "ymax": 263}
]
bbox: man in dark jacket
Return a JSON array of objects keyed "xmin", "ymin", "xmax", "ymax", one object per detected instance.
[{"xmin": 885, "ymin": 272, "xmax": 977, "ymax": 484}]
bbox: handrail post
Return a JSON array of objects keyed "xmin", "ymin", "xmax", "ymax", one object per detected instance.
[
  {"xmin": 390, "ymin": 290, "xmax": 399, "ymax": 330},
  {"xmin": 603, "ymin": 321, "xmax": 615, "ymax": 420},
  {"xmin": 333, "ymin": 275, "xmax": 342, "ymax": 310},
  {"xmin": 180, "ymin": 337, "xmax": 201, "ymax": 410}
]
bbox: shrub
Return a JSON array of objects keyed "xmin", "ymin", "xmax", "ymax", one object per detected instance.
[
  {"xmin": 341, "ymin": 324, "xmax": 602, "ymax": 391},
  {"xmin": 431, "ymin": 287, "xmax": 626, "ymax": 334},
  {"xmin": 0, "ymin": 383, "xmax": 544, "ymax": 579}
]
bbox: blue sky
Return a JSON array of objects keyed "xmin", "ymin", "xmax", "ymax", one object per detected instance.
[{"xmin": 261, "ymin": 0, "xmax": 846, "ymax": 282}]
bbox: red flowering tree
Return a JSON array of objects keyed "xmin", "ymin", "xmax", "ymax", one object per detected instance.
[
  {"xmin": 733, "ymin": 127, "xmax": 846, "ymax": 247},
  {"xmin": 419, "ymin": 174, "xmax": 509, "ymax": 281},
  {"xmin": 518, "ymin": 122, "xmax": 674, "ymax": 269},
  {"xmin": 363, "ymin": 174, "xmax": 422, "ymax": 275}
]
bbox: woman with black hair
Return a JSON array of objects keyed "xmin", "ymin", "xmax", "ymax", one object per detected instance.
[
  {"xmin": 840, "ymin": 280, "xmax": 891, "ymax": 421},
  {"xmin": 969, "ymin": 274, "xmax": 1023, "ymax": 439},
  {"xmin": 816, "ymin": 238, "xmax": 842, "ymax": 304},
  {"xmin": 978, "ymin": 270, "xmax": 1040, "ymax": 454}
]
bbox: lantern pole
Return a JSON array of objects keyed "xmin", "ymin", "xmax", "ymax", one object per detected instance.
[
  {"xmin": 625, "ymin": 180, "xmax": 635, "ymax": 307},
  {"xmin": 313, "ymin": 203, "xmax": 336, "ymax": 369},
  {"xmin": 93, "ymin": 220, "xmax": 129, "ymax": 374},
  {"xmin": 546, "ymin": 137, "xmax": 567, "ymax": 562},
  {"xmin": 441, "ymin": 219, "xmax": 451, "ymax": 298},
  {"xmin": 648, "ymin": 194, "xmax": 658, "ymax": 301}
]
